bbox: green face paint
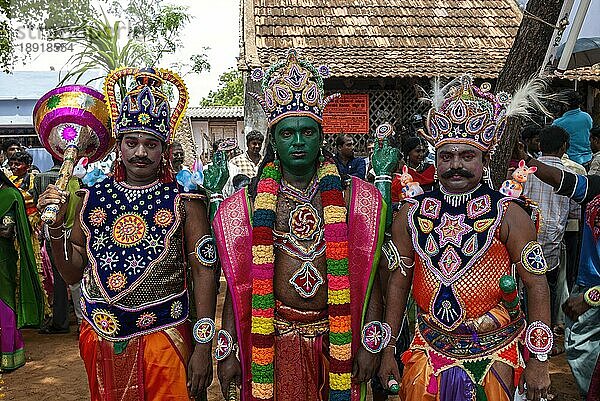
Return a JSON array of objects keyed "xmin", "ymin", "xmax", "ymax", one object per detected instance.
[{"xmin": 272, "ymin": 116, "xmax": 322, "ymax": 181}]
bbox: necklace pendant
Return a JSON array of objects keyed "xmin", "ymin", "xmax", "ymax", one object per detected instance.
[
  {"xmin": 289, "ymin": 203, "xmax": 321, "ymax": 241},
  {"xmin": 289, "ymin": 261, "xmax": 324, "ymax": 298}
]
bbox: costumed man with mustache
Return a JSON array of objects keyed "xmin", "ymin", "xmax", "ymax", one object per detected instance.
[
  {"xmin": 37, "ymin": 68, "xmax": 217, "ymax": 400},
  {"xmin": 212, "ymin": 49, "xmax": 396, "ymax": 401},
  {"xmin": 378, "ymin": 76, "xmax": 552, "ymax": 401}
]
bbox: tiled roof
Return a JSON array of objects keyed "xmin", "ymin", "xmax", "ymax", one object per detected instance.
[
  {"xmin": 186, "ymin": 106, "xmax": 244, "ymax": 119},
  {"xmin": 240, "ymin": 0, "xmax": 523, "ymax": 79},
  {"xmin": 561, "ymin": 66, "xmax": 600, "ymax": 82}
]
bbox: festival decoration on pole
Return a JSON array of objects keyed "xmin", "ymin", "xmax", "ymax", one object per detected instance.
[{"xmin": 34, "ymin": 85, "xmax": 113, "ymax": 224}]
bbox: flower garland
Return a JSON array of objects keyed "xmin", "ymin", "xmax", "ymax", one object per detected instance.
[{"xmin": 250, "ymin": 161, "xmax": 352, "ymax": 401}]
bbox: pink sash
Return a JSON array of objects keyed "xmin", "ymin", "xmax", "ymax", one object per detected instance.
[{"xmin": 212, "ymin": 178, "xmax": 385, "ymax": 401}]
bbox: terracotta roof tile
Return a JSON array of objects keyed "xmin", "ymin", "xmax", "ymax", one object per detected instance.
[
  {"xmin": 562, "ymin": 66, "xmax": 600, "ymax": 82},
  {"xmin": 187, "ymin": 106, "xmax": 244, "ymax": 119},
  {"xmin": 241, "ymin": 0, "xmax": 522, "ymax": 78}
]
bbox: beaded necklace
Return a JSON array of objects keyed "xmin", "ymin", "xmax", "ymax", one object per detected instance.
[
  {"xmin": 279, "ymin": 175, "xmax": 319, "ymax": 203},
  {"xmin": 250, "ymin": 161, "xmax": 352, "ymax": 400},
  {"xmin": 440, "ymin": 184, "xmax": 481, "ymax": 207}
]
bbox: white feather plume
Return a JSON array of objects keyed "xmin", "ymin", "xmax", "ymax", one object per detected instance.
[
  {"xmin": 420, "ymin": 77, "xmax": 462, "ymax": 111},
  {"xmin": 504, "ymin": 77, "xmax": 552, "ymax": 119}
]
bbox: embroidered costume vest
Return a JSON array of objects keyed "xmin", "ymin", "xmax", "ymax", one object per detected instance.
[
  {"xmin": 79, "ymin": 179, "xmax": 188, "ymax": 341},
  {"xmin": 405, "ymin": 184, "xmax": 526, "ymax": 385},
  {"xmin": 407, "ymin": 184, "xmax": 514, "ymax": 331}
]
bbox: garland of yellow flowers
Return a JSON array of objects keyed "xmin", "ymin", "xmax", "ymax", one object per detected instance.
[{"xmin": 250, "ymin": 161, "xmax": 352, "ymax": 401}]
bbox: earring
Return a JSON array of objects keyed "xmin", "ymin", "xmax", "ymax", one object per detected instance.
[
  {"xmin": 318, "ymin": 149, "xmax": 325, "ymax": 164},
  {"xmin": 483, "ymin": 166, "xmax": 493, "ymax": 187},
  {"xmin": 113, "ymin": 151, "xmax": 125, "ymax": 182},
  {"xmin": 159, "ymin": 153, "xmax": 173, "ymax": 183},
  {"xmin": 273, "ymin": 147, "xmax": 280, "ymax": 168}
]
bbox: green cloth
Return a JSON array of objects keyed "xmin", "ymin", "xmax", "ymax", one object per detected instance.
[
  {"xmin": 64, "ymin": 178, "xmax": 80, "ymax": 229},
  {"xmin": 0, "ymin": 225, "xmax": 17, "ymax": 311},
  {"xmin": 0, "ymin": 186, "xmax": 43, "ymax": 328}
]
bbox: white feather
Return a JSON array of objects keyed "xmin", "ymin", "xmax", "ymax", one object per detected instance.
[
  {"xmin": 420, "ymin": 77, "xmax": 462, "ymax": 110},
  {"xmin": 504, "ymin": 77, "xmax": 552, "ymax": 118}
]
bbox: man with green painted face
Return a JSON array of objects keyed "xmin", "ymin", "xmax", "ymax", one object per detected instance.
[{"xmin": 212, "ymin": 50, "xmax": 395, "ymax": 401}]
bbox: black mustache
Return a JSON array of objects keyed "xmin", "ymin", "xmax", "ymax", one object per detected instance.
[
  {"xmin": 128, "ymin": 157, "xmax": 153, "ymax": 165},
  {"xmin": 440, "ymin": 168, "xmax": 475, "ymax": 179}
]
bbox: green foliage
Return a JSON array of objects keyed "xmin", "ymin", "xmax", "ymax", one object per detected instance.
[
  {"xmin": 0, "ymin": 0, "xmax": 92, "ymax": 72},
  {"xmin": 201, "ymin": 69, "xmax": 244, "ymax": 107},
  {"xmin": 109, "ymin": 0, "xmax": 209, "ymax": 71},
  {"xmin": 58, "ymin": 11, "xmax": 149, "ymax": 94},
  {"xmin": 57, "ymin": 0, "xmax": 210, "ymax": 98}
]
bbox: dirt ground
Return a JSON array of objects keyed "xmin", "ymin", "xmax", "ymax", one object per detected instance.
[{"xmin": 0, "ymin": 285, "xmax": 583, "ymax": 401}]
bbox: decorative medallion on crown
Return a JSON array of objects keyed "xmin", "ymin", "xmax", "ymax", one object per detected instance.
[
  {"xmin": 423, "ymin": 75, "xmax": 549, "ymax": 156},
  {"xmin": 424, "ymin": 75, "xmax": 512, "ymax": 154},
  {"xmin": 250, "ymin": 49, "xmax": 339, "ymax": 127},
  {"xmin": 104, "ymin": 67, "xmax": 189, "ymax": 144}
]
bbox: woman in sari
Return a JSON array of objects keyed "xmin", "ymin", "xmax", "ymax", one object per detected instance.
[
  {"xmin": 391, "ymin": 137, "xmax": 436, "ymax": 202},
  {"xmin": 0, "ymin": 170, "xmax": 43, "ymax": 371}
]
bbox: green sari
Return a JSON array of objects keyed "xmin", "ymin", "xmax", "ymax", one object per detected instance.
[{"xmin": 0, "ymin": 185, "xmax": 43, "ymax": 329}]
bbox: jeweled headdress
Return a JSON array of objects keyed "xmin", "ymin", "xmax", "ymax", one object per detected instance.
[
  {"xmin": 250, "ymin": 49, "xmax": 339, "ymax": 127},
  {"xmin": 423, "ymin": 75, "xmax": 548, "ymax": 154},
  {"xmin": 104, "ymin": 67, "xmax": 188, "ymax": 144}
]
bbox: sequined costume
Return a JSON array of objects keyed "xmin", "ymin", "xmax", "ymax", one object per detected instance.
[
  {"xmin": 76, "ymin": 67, "xmax": 195, "ymax": 401},
  {"xmin": 402, "ymin": 185, "xmax": 525, "ymax": 401},
  {"xmin": 393, "ymin": 75, "xmax": 550, "ymax": 401}
]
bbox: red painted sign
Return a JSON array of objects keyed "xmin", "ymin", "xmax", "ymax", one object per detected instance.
[{"xmin": 322, "ymin": 94, "xmax": 369, "ymax": 134}]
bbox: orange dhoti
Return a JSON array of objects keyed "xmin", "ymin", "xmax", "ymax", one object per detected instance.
[{"xmin": 79, "ymin": 321, "xmax": 193, "ymax": 401}]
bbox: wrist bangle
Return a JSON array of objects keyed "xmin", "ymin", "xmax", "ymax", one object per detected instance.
[
  {"xmin": 525, "ymin": 320, "xmax": 553, "ymax": 358},
  {"xmin": 193, "ymin": 317, "xmax": 216, "ymax": 344},
  {"xmin": 48, "ymin": 223, "xmax": 65, "ymax": 231},
  {"xmin": 361, "ymin": 321, "xmax": 392, "ymax": 353},
  {"xmin": 584, "ymin": 286, "xmax": 600, "ymax": 307},
  {"xmin": 214, "ymin": 329, "xmax": 237, "ymax": 361}
]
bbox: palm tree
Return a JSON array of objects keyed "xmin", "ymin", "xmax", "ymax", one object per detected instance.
[{"xmin": 58, "ymin": 10, "xmax": 149, "ymax": 97}]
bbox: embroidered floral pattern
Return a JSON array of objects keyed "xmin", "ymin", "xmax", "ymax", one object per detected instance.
[
  {"xmin": 288, "ymin": 261, "xmax": 324, "ymax": 298},
  {"xmin": 421, "ymin": 197, "xmax": 441, "ymax": 219},
  {"xmin": 112, "ymin": 213, "xmax": 147, "ymax": 247},
  {"xmin": 137, "ymin": 112, "xmax": 150, "ymax": 125},
  {"xmin": 106, "ymin": 271, "xmax": 127, "ymax": 292},
  {"xmin": 435, "ymin": 213, "xmax": 472, "ymax": 248},
  {"xmin": 92, "ymin": 309, "xmax": 120, "ymax": 336},
  {"xmin": 89, "ymin": 207, "xmax": 107, "ymax": 226},
  {"xmin": 289, "ymin": 203, "xmax": 321, "ymax": 240},
  {"xmin": 170, "ymin": 300, "xmax": 183, "ymax": 319},
  {"xmin": 467, "ymin": 195, "xmax": 491, "ymax": 219},
  {"xmin": 153, "ymin": 209, "xmax": 174, "ymax": 227},
  {"xmin": 136, "ymin": 312, "xmax": 157, "ymax": 329}
]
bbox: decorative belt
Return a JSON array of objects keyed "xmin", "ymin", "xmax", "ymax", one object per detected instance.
[
  {"xmin": 273, "ymin": 316, "xmax": 329, "ymax": 338},
  {"xmin": 417, "ymin": 313, "xmax": 525, "ymax": 359},
  {"xmin": 407, "ymin": 313, "xmax": 525, "ymax": 386},
  {"xmin": 82, "ymin": 290, "xmax": 189, "ymax": 341}
]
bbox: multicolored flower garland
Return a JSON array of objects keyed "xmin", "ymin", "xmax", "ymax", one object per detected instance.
[{"xmin": 250, "ymin": 161, "xmax": 352, "ymax": 401}]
